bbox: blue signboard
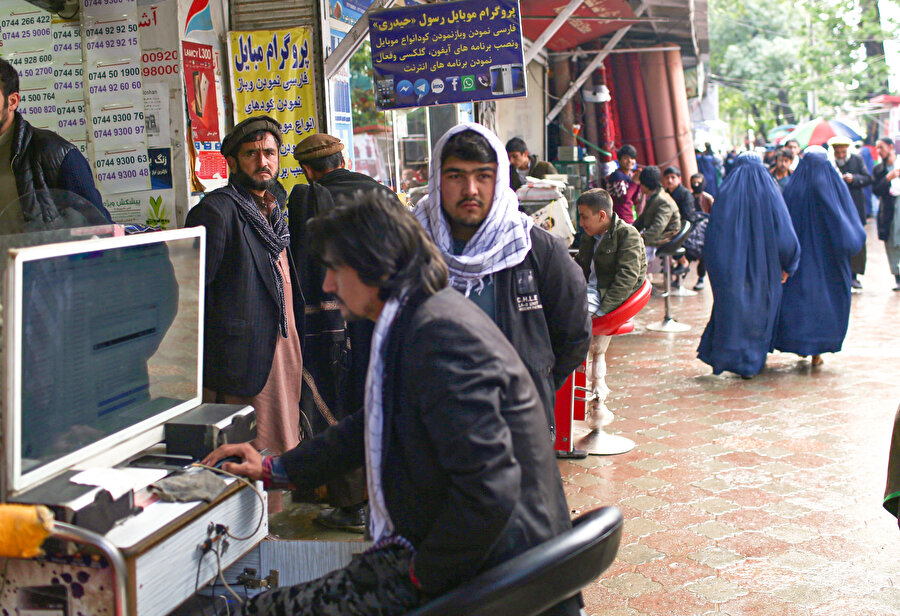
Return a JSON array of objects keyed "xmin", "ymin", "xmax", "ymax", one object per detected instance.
[{"xmin": 370, "ymin": 0, "xmax": 525, "ymax": 110}]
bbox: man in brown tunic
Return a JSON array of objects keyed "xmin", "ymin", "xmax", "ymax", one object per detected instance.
[{"xmin": 185, "ymin": 116, "xmax": 305, "ymax": 512}]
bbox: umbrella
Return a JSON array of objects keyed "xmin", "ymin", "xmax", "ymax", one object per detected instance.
[
  {"xmin": 781, "ymin": 118, "xmax": 864, "ymax": 149},
  {"xmin": 768, "ymin": 124, "xmax": 796, "ymax": 144}
]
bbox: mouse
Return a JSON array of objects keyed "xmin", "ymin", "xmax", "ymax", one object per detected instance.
[{"xmin": 213, "ymin": 455, "xmax": 243, "ymax": 469}]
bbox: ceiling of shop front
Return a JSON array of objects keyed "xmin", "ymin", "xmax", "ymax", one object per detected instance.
[{"xmin": 516, "ymin": 0, "xmax": 709, "ymax": 62}]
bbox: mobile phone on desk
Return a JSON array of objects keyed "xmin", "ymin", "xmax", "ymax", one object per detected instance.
[{"xmin": 129, "ymin": 453, "xmax": 196, "ymax": 472}]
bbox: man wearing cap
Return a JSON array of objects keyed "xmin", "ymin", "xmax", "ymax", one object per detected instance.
[
  {"xmin": 185, "ymin": 116, "xmax": 305, "ymax": 511},
  {"xmin": 830, "ymin": 135, "xmax": 872, "ymax": 290},
  {"xmin": 286, "ymin": 133, "xmax": 401, "ymax": 532}
]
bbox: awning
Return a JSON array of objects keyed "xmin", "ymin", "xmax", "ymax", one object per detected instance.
[{"xmin": 520, "ymin": 0, "xmax": 638, "ymax": 52}]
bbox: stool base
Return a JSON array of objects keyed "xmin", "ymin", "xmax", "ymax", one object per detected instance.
[
  {"xmin": 572, "ymin": 421, "xmax": 636, "ymax": 455},
  {"xmin": 647, "ymin": 318, "xmax": 691, "ymax": 333},
  {"xmin": 668, "ymin": 286, "xmax": 697, "ymax": 297}
]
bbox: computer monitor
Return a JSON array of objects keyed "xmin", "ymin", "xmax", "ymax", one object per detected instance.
[{"xmin": 2, "ymin": 228, "xmax": 205, "ymax": 496}]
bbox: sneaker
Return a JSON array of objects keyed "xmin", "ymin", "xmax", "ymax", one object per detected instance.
[
  {"xmin": 850, "ymin": 278, "xmax": 862, "ymax": 290},
  {"xmin": 315, "ymin": 504, "xmax": 367, "ymax": 533},
  {"xmin": 693, "ymin": 279, "xmax": 705, "ymax": 291}
]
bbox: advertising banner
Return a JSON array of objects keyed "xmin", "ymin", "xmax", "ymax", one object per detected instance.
[
  {"xmin": 229, "ymin": 27, "xmax": 318, "ymax": 193},
  {"xmin": 182, "ymin": 41, "xmax": 220, "ymax": 142},
  {"xmin": 370, "ymin": 0, "xmax": 525, "ymax": 110}
]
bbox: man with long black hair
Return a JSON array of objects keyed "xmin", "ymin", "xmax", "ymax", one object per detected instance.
[{"xmin": 205, "ymin": 191, "xmax": 580, "ymax": 615}]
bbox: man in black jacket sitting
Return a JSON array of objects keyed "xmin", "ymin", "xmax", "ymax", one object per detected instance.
[{"xmin": 205, "ymin": 192, "xmax": 580, "ymax": 615}]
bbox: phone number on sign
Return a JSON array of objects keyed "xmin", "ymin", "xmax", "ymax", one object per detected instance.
[{"xmin": 142, "ymin": 49, "xmax": 179, "ymax": 78}]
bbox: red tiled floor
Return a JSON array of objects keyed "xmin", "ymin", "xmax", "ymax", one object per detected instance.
[{"xmin": 563, "ymin": 227, "xmax": 900, "ymax": 615}]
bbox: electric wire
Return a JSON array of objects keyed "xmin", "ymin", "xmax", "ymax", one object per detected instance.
[{"xmin": 192, "ymin": 463, "xmax": 267, "ymax": 541}]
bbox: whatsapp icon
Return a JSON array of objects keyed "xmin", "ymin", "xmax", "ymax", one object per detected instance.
[{"xmin": 461, "ymin": 75, "xmax": 476, "ymax": 92}]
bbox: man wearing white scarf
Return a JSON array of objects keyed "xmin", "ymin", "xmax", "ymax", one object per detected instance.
[
  {"xmin": 205, "ymin": 191, "xmax": 582, "ymax": 616},
  {"xmin": 415, "ymin": 122, "xmax": 591, "ymax": 437}
]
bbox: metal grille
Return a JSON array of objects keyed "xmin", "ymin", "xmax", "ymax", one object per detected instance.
[{"xmin": 230, "ymin": 0, "xmax": 316, "ymax": 31}]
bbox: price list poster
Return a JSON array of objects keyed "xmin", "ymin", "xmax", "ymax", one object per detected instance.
[
  {"xmin": 82, "ymin": 0, "xmax": 152, "ymax": 198},
  {"xmin": 228, "ymin": 28, "xmax": 318, "ymax": 194}
]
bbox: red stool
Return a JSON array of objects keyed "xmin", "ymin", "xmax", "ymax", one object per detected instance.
[{"xmin": 554, "ymin": 279, "xmax": 652, "ymax": 456}]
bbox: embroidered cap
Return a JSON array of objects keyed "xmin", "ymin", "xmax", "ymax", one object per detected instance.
[
  {"xmin": 293, "ymin": 133, "xmax": 345, "ymax": 162},
  {"xmin": 221, "ymin": 115, "xmax": 283, "ymax": 158}
]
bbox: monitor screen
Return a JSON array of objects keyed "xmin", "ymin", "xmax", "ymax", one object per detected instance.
[{"xmin": 4, "ymin": 228, "xmax": 205, "ymax": 494}]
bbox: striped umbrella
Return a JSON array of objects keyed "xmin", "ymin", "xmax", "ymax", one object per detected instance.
[{"xmin": 781, "ymin": 118, "xmax": 864, "ymax": 149}]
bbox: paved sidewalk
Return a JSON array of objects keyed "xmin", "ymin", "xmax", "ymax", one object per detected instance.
[{"xmin": 570, "ymin": 227, "xmax": 900, "ymax": 615}]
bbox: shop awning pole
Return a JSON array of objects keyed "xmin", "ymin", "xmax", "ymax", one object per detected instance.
[
  {"xmin": 324, "ymin": 0, "xmax": 396, "ymax": 81},
  {"xmin": 522, "ymin": 0, "xmax": 585, "ymax": 66},
  {"xmin": 545, "ymin": 1, "xmax": 646, "ymax": 126}
]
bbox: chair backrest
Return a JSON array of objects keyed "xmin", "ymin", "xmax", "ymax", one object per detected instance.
[
  {"xmin": 408, "ymin": 506, "xmax": 623, "ymax": 616},
  {"xmin": 656, "ymin": 219, "xmax": 692, "ymax": 257}
]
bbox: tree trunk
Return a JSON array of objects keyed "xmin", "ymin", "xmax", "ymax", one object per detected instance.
[
  {"xmin": 777, "ymin": 89, "xmax": 795, "ymax": 125},
  {"xmin": 860, "ymin": 0, "xmax": 889, "ymax": 94}
]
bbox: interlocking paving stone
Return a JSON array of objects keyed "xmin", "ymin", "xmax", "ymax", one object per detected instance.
[
  {"xmin": 772, "ymin": 582, "xmax": 836, "ymax": 606},
  {"xmin": 623, "ymin": 517, "xmax": 664, "ymax": 537},
  {"xmin": 687, "ymin": 546, "xmax": 744, "ymax": 569},
  {"xmin": 616, "ymin": 542, "xmax": 664, "ymax": 565},
  {"xmin": 684, "ymin": 575, "xmax": 748, "ymax": 602},
  {"xmin": 693, "ymin": 496, "xmax": 740, "ymax": 515},
  {"xmin": 619, "ymin": 494, "xmax": 670, "ymax": 512},
  {"xmin": 689, "ymin": 520, "xmax": 739, "ymax": 540},
  {"xmin": 766, "ymin": 524, "xmax": 819, "ymax": 544},
  {"xmin": 625, "ymin": 476, "xmax": 670, "ymax": 491},
  {"xmin": 769, "ymin": 549, "xmax": 828, "ymax": 571},
  {"xmin": 601, "ymin": 572, "xmax": 663, "ymax": 597}
]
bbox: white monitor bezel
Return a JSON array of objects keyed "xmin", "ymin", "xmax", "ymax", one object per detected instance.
[{"xmin": 4, "ymin": 227, "xmax": 206, "ymax": 496}]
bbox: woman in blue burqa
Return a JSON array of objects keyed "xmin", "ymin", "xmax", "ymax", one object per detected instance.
[
  {"xmin": 773, "ymin": 146, "xmax": 866, "ymax": 366},
  {"xmin": 697, "ymin": 152, "xmax": 801, "ymax": 377}
]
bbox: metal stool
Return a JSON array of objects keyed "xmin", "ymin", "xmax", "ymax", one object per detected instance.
[{"xmin": 648, "ymin": 220, "xmax": 692, "ymax": 333}]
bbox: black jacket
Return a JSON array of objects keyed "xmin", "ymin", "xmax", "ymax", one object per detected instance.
[
  {"xmin": 667, "ymin": 183, "xmax": 697, "ymax": 223},
  {"xmin": 491, "ymin": 227, "xmax": 591, "ymax": 428},
  {"xmin": 287, "ymin": 169, "xmax": 400, "ymax": 425},
  {"xmin": 873, "ymin": 161, "xmax": 896, "ymax": 242},
  {"xmin": 8, "ymin": 111, "xmax": 110, "ymax": 229},
  {"xmin": 835, "ymin": 154, "xmax": 872, "ymax": 224},
  {"xmin": 185, "ymin": 183, "xmax": 305, "ymax": 396},
  {"xmin": 280, "ymin": 288, "xmax": 577, "ymax": 614}
]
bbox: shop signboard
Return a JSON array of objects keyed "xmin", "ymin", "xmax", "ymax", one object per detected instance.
[
  {"xmin": 328, "ymin": 0, "xmax": 374, "ymax": 26},
  {"xmin": 228, "ymin": 27, "xmax": 318, "ymax": 193},
  {"xmin": 370, "ymin": 0, "xmax": 525, "ymax": 110}
]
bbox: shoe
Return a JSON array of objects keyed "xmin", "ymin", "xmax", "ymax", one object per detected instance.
[
  {"xmin": 693, "ymin": 279, "xmax": 705, "ymax": 291},
  {"xmin": 850, "ymin": 278, "xmax": 862, "ymax": 290},
  {"xmin": 315, "ymin": 504, "xmax": 367, "ymax": 533},
  {"xmin": 671, "ymin": 263, "xmax": 689, "ymax": 276},
  {"xmin": 811, "ymin": 355, "xmax": 823, "ymax": 367}
]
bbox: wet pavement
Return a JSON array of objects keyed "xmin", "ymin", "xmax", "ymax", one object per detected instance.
[
  {"xmin": 568, "ymin": 224, "xmax": 900, "ymax": 615},
  {"xmin": 267, "ymin": 224, "xmax": 899, "ymax": 615}
]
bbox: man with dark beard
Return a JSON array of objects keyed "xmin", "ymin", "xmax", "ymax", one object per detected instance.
[{"xmin": 186, "ymin": 116, "xmax": 305, "ymax": 511}]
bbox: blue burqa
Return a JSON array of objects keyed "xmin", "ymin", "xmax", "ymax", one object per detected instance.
[
  {"xmin": 697, "ymin": 152, "xmax": 801, "ymax": 376},
  {"xmin": 773, "ymin": 147, "xmax": 866, "ymax": 356},
  {"xmin": 696, "ymin": 153, "xmax": 720, "ymax": 198}
]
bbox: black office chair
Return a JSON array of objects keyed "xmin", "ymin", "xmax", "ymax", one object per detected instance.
[
  {"xmin": 408, "ymin": 506, "xmax": 623, "ymax": 616},
  {"xmin": 647, "ymin": 220, "xmax": 692, "ymax": 332}
]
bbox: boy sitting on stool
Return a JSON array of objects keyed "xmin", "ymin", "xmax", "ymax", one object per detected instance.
[{"xmin": 574, "ymin": 189, "xmax": 647, "ymax": 429}]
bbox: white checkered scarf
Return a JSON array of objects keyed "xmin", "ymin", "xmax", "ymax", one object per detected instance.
[{"xmin": 415, "ymin": 122, "xmax": 533, "ymax": 296}]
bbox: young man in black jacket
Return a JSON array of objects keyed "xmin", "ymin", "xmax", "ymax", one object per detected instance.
[
  {"xmin": 205, "ymin": 192, "xmax": 580, "ymax": 615},
  {"xmin": 415, "ymin": 123, "xmax": 591, "ymax": 440}
]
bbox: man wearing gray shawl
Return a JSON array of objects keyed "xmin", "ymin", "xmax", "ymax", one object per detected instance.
[{"xmin": 415, "ymin": 123, "xmax": 590, "ymax": 435}]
